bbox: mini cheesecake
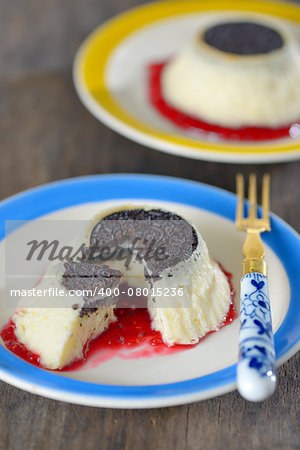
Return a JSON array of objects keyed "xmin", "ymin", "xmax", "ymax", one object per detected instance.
[
  {"xmin": 12, "ymin": 205, "xmax": 232, "ymax": 369},
  {"xmin": 86, "ymin": 206, "xmax": 232, "ymax": 346},
  {"xmin": 161, "ymin": 14, "xmax": 300, "ymax": 128}
]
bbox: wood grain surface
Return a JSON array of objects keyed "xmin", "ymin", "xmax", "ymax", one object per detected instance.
[{"xmin": 0, "ymin": 1, "xmax": 299, "ymax": 449}]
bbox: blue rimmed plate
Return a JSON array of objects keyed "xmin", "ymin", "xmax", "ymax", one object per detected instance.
[{"xmin": 0, "ymin": 174, "xmax": 299, "ymax": 408}]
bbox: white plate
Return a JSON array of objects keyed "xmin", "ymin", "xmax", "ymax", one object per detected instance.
[
  {"xmin": 0, "ymin": 174, "xmax": 299, "ymax": 408},
  {"xmin": 73, "ymin": 0, "xmax": 300, "ymax": 163}
]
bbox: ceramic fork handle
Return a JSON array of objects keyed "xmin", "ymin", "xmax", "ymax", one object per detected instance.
[{"xmin": 237, "ymin": 272, "xmax": 276, "ymax": 401}]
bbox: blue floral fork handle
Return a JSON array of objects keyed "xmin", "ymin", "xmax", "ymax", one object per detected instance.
[{"xmin": 236, "ymin": 174, "xmax": 276, "ymax": 401}]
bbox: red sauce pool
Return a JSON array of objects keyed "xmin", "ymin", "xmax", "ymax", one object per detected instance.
[
  {"xmin": 149, "ymin": 62, "xmax": 296, "ymax": 141},
  {"xmin": 0, "ymin": 267, "xmax": 236, "ymax": 371}
]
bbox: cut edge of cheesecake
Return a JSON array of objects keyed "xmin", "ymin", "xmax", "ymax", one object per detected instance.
[{"xmin": 13, "ymin": 305, "xmax": 116, "ymax": 370}]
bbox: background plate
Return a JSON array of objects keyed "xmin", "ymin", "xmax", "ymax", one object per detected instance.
[{"xmin": 73, "ymin": 0, "xmax": 300, "ymax": 164}]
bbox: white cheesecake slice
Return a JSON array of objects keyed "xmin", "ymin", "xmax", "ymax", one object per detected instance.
[
  {"xmin": 13, "ymin": 305, "xmax": 116, "ymax": 370},
  {"xmin": 13, "ymin": 260, "xmax": 121, "ymax": 370},
  {"xmin": 11, "ymin": 205, "xmax": 232, "ymax": 369}
]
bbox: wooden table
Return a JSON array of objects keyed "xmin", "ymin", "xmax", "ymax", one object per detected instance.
[{"xmin": 0, "ymin": 1, "xmax": 299, "ymax": 448}]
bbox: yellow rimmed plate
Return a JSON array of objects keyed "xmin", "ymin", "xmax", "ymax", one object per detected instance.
[{"xmin": 73, "ymin": 0, "xmax": 300, "ymax": 164}]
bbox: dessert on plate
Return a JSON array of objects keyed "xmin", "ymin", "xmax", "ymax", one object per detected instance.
[
  {"xmin": 3, "ymin": 206, "xmax": 233, "ymax": 370},
  {"xmin": 150, "ymin": 14, "xmax": 300, "ymax": 140}
]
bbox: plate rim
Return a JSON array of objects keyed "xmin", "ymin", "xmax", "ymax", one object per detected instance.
[
  {"xmin": 0, "ymin": 173, "xmax": 299, "ymax": 408},
  {"xmin": 73, "ymin": 0, "xmax": 300, "ymax": 164}
]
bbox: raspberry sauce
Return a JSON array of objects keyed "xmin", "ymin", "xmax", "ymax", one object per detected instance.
[
  {"xmin": 149, "ymin": 62, "xmax": 296, "ymax": 141},
  {"xmin": 0, "ymin": 268, "xmax": 236, "ymax": 371}
]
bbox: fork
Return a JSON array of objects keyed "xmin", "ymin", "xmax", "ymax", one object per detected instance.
[{"xmin": 236, "ymin": 173, "xmax": 276, "ymax": 402}]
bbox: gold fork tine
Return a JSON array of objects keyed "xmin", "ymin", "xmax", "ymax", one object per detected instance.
[
  {"xmin": 236, "ymin": 173, "xmax": 244, "ymax": 228},
  {"xmin": 262, "ymin": 173, "xmax": 271, "ymax": 229},
  {"xmin": 248, "ymin": 173, "xmax": 257, "ymax": 222}
]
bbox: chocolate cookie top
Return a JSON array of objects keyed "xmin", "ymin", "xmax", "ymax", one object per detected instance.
[
  {"xmin": 203, "ymin": 21, "xmax": 284, "ymax": 55},
  {"xmin": 88, "ymin": 208, "xmax": 198, "ymax": 278},
  {"xmin": 62, "ymin": 261, "xmax": 121, "ymax": 316}
]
